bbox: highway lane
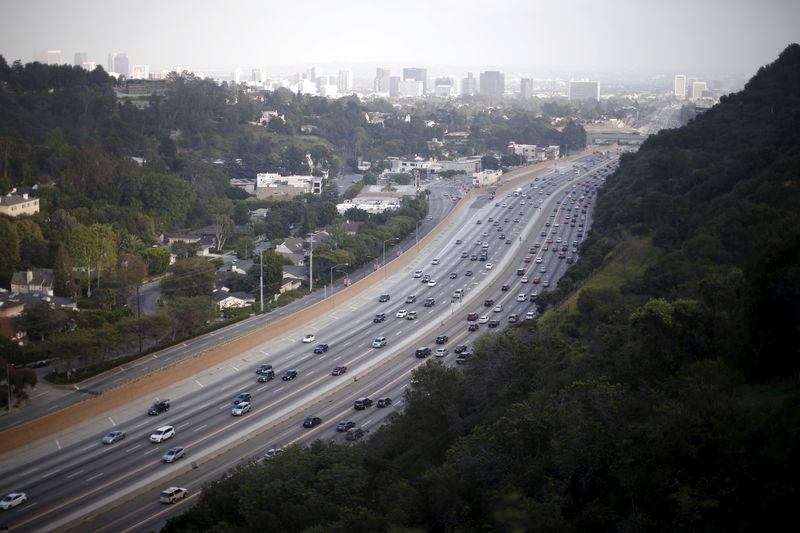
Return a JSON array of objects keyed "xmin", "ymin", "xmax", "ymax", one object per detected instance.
[{"xmin": 0, "ymin": 151, "xmax": 622, "ymax": 532}]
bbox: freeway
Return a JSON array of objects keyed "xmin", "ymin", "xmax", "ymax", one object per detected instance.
[{"xmin": 0, "ymin": 150, "xmax": 622, "ymax": 532}]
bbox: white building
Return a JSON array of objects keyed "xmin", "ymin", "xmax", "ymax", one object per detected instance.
[
  {"xmin": 387, "ymin": 156, "xmax": 436, "ymax": 173},
  {"xmin": 674, "ymin": 74, "xmax": 687, "ymax": 99},
  {"xmin": 437, "ymin": 157, "xmax": 482, "ymax": 176},
  {"xmin": 507, "ymin": 142, "xmax": 560, "ymax": 161},
  {"xmin": 472, "ymin": 169, "xmax": 502, "ymax": 187},
  {"xmin": 256, "ymin": 173, "xmax": 322, "ymax": 199},
  {"xmin": 338, "ymin": 69, "xmax": 353, "ymax": 92},
  {"xmin": 131, "ymin": 64, "xmax": 149, "ymax": 79},
  {"xmin": 398, "ymin": 80, "xmax": 423, "ymax": 97},
  {"xmin": 691, "ymin": 81, "xmax": 708, "ymax": 100}
]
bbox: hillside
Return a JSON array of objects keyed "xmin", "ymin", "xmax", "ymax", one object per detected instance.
[{"xmin": 162, "ymin": 45, "xmax": 800, "ymax": 533}]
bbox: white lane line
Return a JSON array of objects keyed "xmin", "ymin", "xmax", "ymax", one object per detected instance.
[
  {"xmin": 20, "ymin": 467, "xmax": 39, "ymax": 476},
  {"xmin": 152, "ymin": 354, "xmax": 158, "ymax": 358},
  {"xmin": 66, "ymin": 469, "xmax": 85, "ymax": 479},
  {"xmin": 125, "ymin": 444, "xmax": 143, "ymax": 453},
  {"xmin": 194, "ymin": 379, "xmax": 204, "ymax": 388},
  {"xmin": 334, "ymin": 355, "xmax": 342, "ymax": 361},
  {"xmin": 229, "ymin": 364, "xmax": 239, "ymax": 371},
  {"xmin": 395, "ymin": 331, "xmax": 403, "ymax": 336},
  {"xmin": 40, "ymin": 469, "xmax": 61, "ymax": 479},
  {"xmin": 219, "ymin": 404, "xmax": 230, "ymax": 410},
  {"xmin": 284, "ymin": 337, "xmax": 295, "ymax": 343},
  {"xmin": 363, "ymin": 418, "xmax": 373, "ymax": 426},
  {"xmin": 133, "ymin": 420, "xmax": 149, "ymax": 429},
  {"xmin": 86, "ymin": 472, "xmax": 104, "ymax": 482},
  {"xmin": 108, "ymin": 416, "xmax": 115, "ymax": 426},
  {"xmin": 275, "ymin": 386, "xmax": 284, "ymax": 392},
  {"xmin": 306, "ymin": 370, "xmax": 315, "ymax": 376},
  {"xmin": 193, "ymin": 424, "xmax": 207, "ymax": 433},
  {"xmin": 343, "ymin": 341, "xmax": 352, "ymax": 347},
  {"xmin": 260, "ymin": 350, "xmax": 270, "ymax": 356},
  {"xmin": 45, "ymin": 404, "xmax": 60, "ymax": 412},
  {"xmin": 257, "ymin": 385, "xmax": 268, "ymax": 391},
  {"xmin": 143, "ymin": 447, "xmax": 159, "ymax": 455},
  {"xmin": 30, "ymin": 390, "xmax": 49, "ymax": 399},
  {"xmin": 55, "ymin": 439, "xmax": 61, "ymax": 450}
]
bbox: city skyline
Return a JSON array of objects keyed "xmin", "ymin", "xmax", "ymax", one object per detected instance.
[{"xmin": 2, "ymin": 0, "xmax": 800, "ymax": 79}]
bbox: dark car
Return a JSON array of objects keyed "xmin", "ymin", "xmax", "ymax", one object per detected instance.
[
  {"xmin": 464, "ymin": 270, "xmax": 473, "ymax": 276},
  {"xmin": 303, "ymin": 416, "xmax": 322, "ymax": 428},
  {"xmin": 256, "ymin": 364, "xmax": 273, "ymax": 374},
  {"xmin": 484, "ymin": 299, "xmax": 494, "ymax": 307},
  {"xmin": 281, "ymin": 370, "xmax": 298, "ymax": 381},
  {"xmin": 424, "ymin": 297, "xmax": 435, "ymax": 307},
  {"xmin": 378, "ymin": 294, "xmax": 391, "ymax": 302},
  {"xmin": 487, "ymin": 319, "xmax": 500, "ymax": 328},
  {"xmin": 148, "ymin": 399, "xmax": 170, "ymax": 416},
  {"xmin": 468, "ymin": 323, "xmax": 479, "ymax": 331},
  {"xmin": 376, "ymin": 397, "xmax": 392, "ymax": 408},
  {"xmin": 346, "ymin": 427, "xmax": 365, "ymax": 441},
  {"xmin": 453, "ymin": 344, "xmax": 468, "ymax": 354},
  {"xmin": 373, "ymin": 313, "xmax": 386, "ymax": 323},
  {"xmin": 501, "ymin": 284, "xmax": 510, "ymax": 291},
  {"xmin": 313, "ymin": 343, "xmax": 329, "ymax": 354},
  {"xmin": 415, "ymin": 347, "xmax": 431, "ymax": 358},
  {"xmin": 331, "ymin": 366, "xmax": 347, "ymax": 376},
  {"xmin": 257, "ymin": 369, "xmax": 275, "ymax": 382},
  {"xmin": 435, "ymin": 335, "xmax": 449, "ymax": 344},
  {"xmin": 336, "ymin": 420, "xmax": 356, "ymax": 432},
  {"xmin": 354, "ymin": 397, "xmax": 373, "ymax": 410},
  {"xmin": 233, "ymin": 393, "xmax": 251, "ymax": 405}
]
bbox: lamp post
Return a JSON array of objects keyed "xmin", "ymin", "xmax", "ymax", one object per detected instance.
[
  {"xmin": 330, "ymin": 263, "xmax": 349, "ymax": 308},
  {"xmin": 382, "ymin": 238, "xmax": 398, "ymax": 279},
  {"xmin": 306, "ymin": 234, "xmax": 315, "ymax": 292},
  {"xmin": 415, "ymin": 220, "xmax": 422, "ymax": 249}
]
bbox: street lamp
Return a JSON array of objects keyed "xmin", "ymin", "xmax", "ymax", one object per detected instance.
[
  {"xmin": 330, "ymin": 263, "xmax": 349, "ymax": 308},
  {"xmin": 382, "ymin": 238, "xmax": 398, "ymax": 279},
  {"xmin": 415, "ymin": 220, "xmax": 422, "ymax": 249}
]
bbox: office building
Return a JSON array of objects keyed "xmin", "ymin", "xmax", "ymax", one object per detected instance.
[
  {"xmin": 374, "ymin": 67, "xmax": 391, "ymax": 93},
  {"xmin": 338, "ymin": 69, "xmax": 353, "ymax": 92},
  {"xmin": 403, "ymin": 67, "xmax": 427, "ymax": 93},
  {"xmin": 568, "ymin": 80, "xmax": 600, "ymax": 101},
  {"xmin": 82, "ymin": 61, "xmax": 96, "ymax": 71},
  {"xmin": 113, "ymin": 53, "xmax": 129, "ymax": 77},
  {"xmin": 520, "ymin": 78, "xmax": 533, "ymax": 99},
  {"xmin": 398, "ymin": 80, "xmax": 423, "ymax": 97},
  {"xmin": 479, "ymin": 71, "xmax": 505, "ymax": 96},
  {"xmin": 46, "ymin": 50, "xmax": 62, "ymax": 65},
  {"xmin": 462, "ymin": 72, "xmax": 477, "ymax": 95},
  {"xmin": 434, "ymin": 77, "xmax": 456, "ymax": 97},
  {"xmin": 674, "ymin": 75, "xmax": 687, "ymax": 99},
  {"xmin": 74, "ymin": 52, "xmax": 87, "ymax": 66},
  {"xmin": 691, "ymin": 81, "xmax": 708, "ymax": 100},
  {"xmin": 389, "ymin": 76, "xmax": 401, "ymax": 97},
  {"xmin": 131, "ymin": 64, "xmax": 149, "ymax": 79},
  {"xmin": 251, "ymin": 68, "xmax": 262, "ymax": 83}
]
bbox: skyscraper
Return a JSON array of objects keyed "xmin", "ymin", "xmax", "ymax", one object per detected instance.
[
  {"xmin": 520, "ymin": 78, "xmax": 533, "ymax": 99},
  {"xmin": 338, "ymin": 69, "xmax": 353, "ymax": 92},
  {"xmin": 74, "ymin": 52, "xmax": 87, "ymax": 66},
  {"xmin": 674, "ymin": 75, "xmax": 687, "ymax": 99},
  {"xmin": 374, "ymin": 67, "xmax": 391, "ymax": 93},
  {"xmin": 108, "ymin": 53, "xmax": 116, "ymax": 73},
  {"xmin": 403, "ymin": 67, "xmax": 428, "ymax": 94},
  {"xmin": 114, "ymin": 53, "xmax": 129, "ymax": 77},
  {"xmin": 568, "ymin": 81, "xmax": 600, "ymax": 101},
  {"xmin": 461, "ymin": 72, "xmax": 477, "ymax": 95},
  {"xmin": 46, "ymin": 50, "xmax": 62, "ymax": 65},
  {"xmin": 251, "ymin": 68, "xmax": 262, "ymax": 83},
  {"xmin": 691, "ymin": 81, "xmax": 708, "ymax": 100},
  {"xmin": 479, "ymin": 71, "xmax": 505, "ymax": 96},
  {"xmin": 131, "ymin": 65, "xmax": 150, "ymax": 79}
]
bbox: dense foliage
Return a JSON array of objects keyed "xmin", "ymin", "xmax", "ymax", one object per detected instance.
[{"xmin": 163, "ymin": 45, "xmax": 800, "ymax": 532}]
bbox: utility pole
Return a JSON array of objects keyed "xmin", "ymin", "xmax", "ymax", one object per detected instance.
[
  {"xmin": 307, "ymin": 234, "xmax": 314, "ymax": 292},
  {"xmin": 259, "ymin": 249, "xmax": 264, "ymax": 313}
]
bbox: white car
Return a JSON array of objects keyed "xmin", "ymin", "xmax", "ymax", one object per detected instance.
[
  {"xmin": 485, "ymin": 263, "xmax": 493, "ymax": 270},
  {"xmin": 396, "ymin": 309, "xmax": 408, "ymax": 318},
  {"xmin": 435, "ymin": 347, "xmax": 448, "ymax": 357},
  {"xmin": 0, "ymin": 492, "xmax": 26, "ymax": 510},
  {"xmin": 517, "ymin": 293, "xmax": 526, "ymax": 302},
  {"xmin": 525, "ymin": 311, "xmax": 536, "ymax": 320},
  {"xmin": 493, "ymin": 304, "xmax": 503, "ymax": 312},
  {"xmin": 372, "ymin": 337, "xmax": 387, "ymax": 348},
  {"xmin": 302, "ymin": 334, "xmax": 316, "ymax": 343},
  {"xmin": 477, "ymin": 315, "xmax": 489, "ymax": 324},
  {"xmin": 413, "ymin": 270, "xmax": 423, "ymax": 278},
  {"xmin": 431, "ymin": 258, "xmax": 440, "ymax": 265},
  {"xmin": 150, "ymin": 425, "xmax": 175, "ymax": 443},
  {"xmin": 427, "ymin": 279, "xmax": 437, "ymax": 287},
  {"xmin": 160, "ymin": 486, "xmax": 188, "ymax": 504},
  {"xmin": 232, "ymin": 402, "xmax": 251, "ymax": 416},
  {"xmin": 535, "ymin": 257, "xmax": 543, "ymax": 263}
]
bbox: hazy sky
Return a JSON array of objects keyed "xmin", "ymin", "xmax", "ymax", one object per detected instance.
[{"xmin": 2, "ymin": 0, "xmax": 799, "ymax": 78}]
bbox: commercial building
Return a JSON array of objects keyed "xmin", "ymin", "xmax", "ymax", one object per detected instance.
[
  {"xmin": 568, "ymin": 81, "xmax": 600, "ymax": 101},
  {"xmin": 691, "ymin": 81, "xmax": 708, "ymax": 100},
  {"xmin": 462, "ymin": 72, "xmax": 477, "ymax": 95},
  {"xmin": 113, "ymin": 53, "xmax": 129, "ymax": 77},
  {"xmin": 74, "ymin": 52, "xmax": 87, "ymax": 66},
  {"xmin": 338, "ymin": 69, "xmax": 353, "ymax": 92},
  {"xmin": 674, "ymin": 75, "xmax": 687, "ymax": 99},
  {"xmin": 124, "ymin": 79, "xmax": 167, "ymax": 95},
  {"xmin": 255, "ymin": 173, "xmax": 322, "ymax": 199},
  {"xmin": 374, "ymin": 67, "xmax": 391, "ymax": 93},
  {"xmin": 438, "ymin": 157, "xmax": 482, "ymax": 176},
  {"xmin": 473, "ymin": 169, "xmax": 502, "ymax": 187},
  {"xmin": 520, "ymin": 78, "xmax": 533, "ymax": 99},
  {"xmin": 479, "ymin": 71, "xmax": 505, "ymax": 96},
  {"xmin": 507, "ymin": 142, "xmax": 560, "ymax": 161},
  {"xmin": 398, "ymin": 80, "xmax": 423, "ymax": 97},
  {"xmin": 403, "ymin": 67, "xmax": 428, "ymax": 94},
  {"xmin": 131, "ymin": 64, "xmax": 149, "ymax": 79}
]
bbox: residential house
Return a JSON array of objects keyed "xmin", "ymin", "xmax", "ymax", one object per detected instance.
[
  {"xmin": 275, "ymin": 237, "xmax": 307, "ymax": 265},
  {"xmin": 0, "ymin": 188, "xmax": 40, "ymax": 217},
  {"xmin": 11, "ymin": 269, "xmax": 54, "ymax": 296},
  {"xmin": 212, "ymin": 290, "xmax": 256, "ymax": 310}
]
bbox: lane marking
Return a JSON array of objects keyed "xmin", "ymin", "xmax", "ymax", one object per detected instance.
[
  {"xmin": 108, "ymin": 417, "xmax": 115, "ymax": 426},
  {"xmin": 55, "ymin": 439, "xmax": 61, "ymax": 450},
  {"xmin": 66, "ymin": 469, "xmax": 85, "ymax": 479},
  {"xmin": 40, "ymin": 469, "xmax": 61, "ymax": 479},
  {"xmin": 194, "ymin": 379, "xmax": 204, "ymax": 388},
  {"xmin": 86, "ymin": 472, "xmax": 104, "ymax": 482},
  {"xmin": 125, "ymin": 444, "xmax": 143, "ymax": 453},
  {"xmin": 193, "ymin": 425, "xmax": 207, "ymax": 433}
]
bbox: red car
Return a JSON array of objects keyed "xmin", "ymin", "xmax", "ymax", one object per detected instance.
[
  {"xmin": 533, "ymin": 278, "xmax": 541, "ymax": 284},
  {"xmin": 331, "ymin": 366, "xmax": 347, "ymax": 376},
  {"xmin": 467, "ymin": 312, "xmax": 479, "ymax": 321},
  {"xmin": 523, "ymin": 256, "xmax": 532, "ymax": 263}
]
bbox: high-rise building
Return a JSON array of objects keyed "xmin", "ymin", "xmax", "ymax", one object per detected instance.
[
  {"xmin": 461, "ymin": 72, "xmax": 477, "ymax": 95},
  {"xmin": 569, "ymin": 81, "xmax": 600, "ymax": 101},
  {"xmin": 434, "ymin": 77, "xmax": 456, "ymax": 97},
  {"xmin": 309, "ymin": 66, "xmax": 322, "ymax": 81},
  {"xmin": 131, "ymin": 64, "xmax": 149, "ymax": 79},
  {"xmin": 108, "ymin": 53, "xmax": 116, "ymax": 72},
  {"xmin": 74, "ymin": 52, "xmax": 87, "ymax": 66},
  {"xmin": 46, "ymin": 50, "xmax": 62, "ymax": 65},
  {"xmin": 403, "ymin": 67, "xmax": 428, "ymax": 94},
  {"xmin": 113, "ymin": 53, "xmax": 129, "ymax": 77},
  {"xmin": 691, "ymin": 81, "xmax": 708, "ymax": 100},
  {"xmin": 251, "ymin": 68, "xmax": 262, "ymax": 83},
  {"xmin": 374, "ymin": 67, "xmax": 391, "ymax": 93},
  {"xmin": 674, "ymin": 75, "xmax": 687, "ymax": 99},
  {"xmin": 479, "ymin": 71, "xmax": 505, "ymax": 96},
  {"xmin": 389, "ymin": 76, "xmax": 400, "ymax": 97},
  {"xmin": 398, "ymin": 80, "xmax": 424, "ymax": 97},
  {"xmin": 32, "ymin": 50, "xmax": 47, "ymax": 63},
  {"xmin": 520, "ymin": 78, "xmax": 533, "ymax": 99},
  {"xmin": 338, "ymin": 69, "xmax": 353, "ymax": 92},
  {"xmin": 82, "ymin": 61, "xmax": 96, "ymax": 71}
]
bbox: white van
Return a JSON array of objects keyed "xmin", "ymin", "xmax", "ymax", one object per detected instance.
[{"xmin": 150, "ymin": 425, "xmax": 175, "ymax": 443}]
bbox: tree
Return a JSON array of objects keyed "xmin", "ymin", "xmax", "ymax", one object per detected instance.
[
  {"xmin": 233, "ymin": 235, "xmax": 254, "ymax": 259},
  {"xmin": 212, "ymin": 214, "xmax": 234, "ymax": 251},
  {"xmin": 167, "ymin": 296, "xmax": 215, "ymax": 338},
  {"xmin": 0, "ymin": 217, "xmax": 20, "ymax": 275},
  {"xmin": 140, "ymin": 247, "xmax": 170, "ymax": 275},
  {"xmin": 17, "ymin": 304, "xmax": 72, "ymax": 341},
  {"xmin": 53, "ymin": 244, "xmax": 78, "ymax": 298},
  {"xmin": 161, "ymin": 257, "xmax": 217, "ymax": 301},
  {"xmin": 116, "ymin": 253, "xmax": 147, "ymax": 303},
  {"xmin": 481, "ymin": 155, "xmax": 500, "ymax": 170},
  {"xmin": 68, "ymin": 223, "xmax": 116, "ymax": 296},
  {"xmin": 8, "ymin": 367, "xmax": 37, "ymax": 401}
]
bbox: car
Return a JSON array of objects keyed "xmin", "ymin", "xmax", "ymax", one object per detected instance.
[
  {"xmin": 424, "ymin": 297, "xmax": 435, "ymax": 307},
  {"xmin": 31, "ymin": 360, "xmax": 48, "ymax": 368},
  {"xmin": 449, "ymin": 272, "xmax": 458, "ymax": 279},
  {"xmin": 282, "ymin": 370, "xmax": 298, "ymax": 381},
  {"xmin": 337, "ymin": 420, "xmax": 356, "ymax": 432},
  {"xmin": 302, "ymin": 334, "xmax": 316, "ymax": 343},
  {"xmin": 566, "ymin": 256, "xmax": 574, "ymax": 264},
  {"xmin": 478, "ymin": 315, "xmax": 489, "ymax": 324},
  {"xmin": 533, "ymin": 278, "xmax": 541, "ymax": 284},
  {"xmin": 372, "ymin": 337, "xmax": 387, "ymax": 348},
  {"xmin": 427, "ymin": 279, "xmax": 437, "ymax": 287},
  {"xmin": 256, "ymin": 364, "xmax": 273, "ymax": 374},
  {"xmin": 508, "ymin": 314, "xmax": 519, "ymax": 323},
  {"xmin": 102, "ymin": 430, "xmax": 126, "ymax": 444},
  {"xmin": 396, "ymin": 309, "xmax": 408, "ymax": 318},
  {"xmin": 405, "ymin": 295, "xmax": 417, "ymax": 303},
  {"xmin": 435, "ymin": 347, "xmax": 449, "ymax": 357},
  {"xmin": 313, "ymin": 343, "xmax": 329, "ymax": 354},
  {"xmin": 487, "ymin": 319, "xmax": 500, "ymax": 328},
  {"xmin": 501, "ymin": 284, "xmax": 510, "ymax": 291},
  {"xmin": 482, "ymin": 241, "xmax": 489, "ymax": 247},
  {"xmin": 413, "ymin": 270, "xmax": 423, "ymax": 278},
  {"xmin": 331, "ymin": 366, "xmax": 347, "ymax": 376},
  {"xmin": 535, "ymin": 257, "xmax": 543, "ymax": 263},
  {"xmin": 303, "ymin": 416, "xmax": 322, "ymax": 428},
  {"xmin": 479, "ymin": 256, "xmax": 487, "ymax": 261},
  {"xmin": 435, "ymin": 334, "xmax": 449, "ymax": 344},
  {"xmin": 421, "ymin": 274, "xmax": 431, "ymax": 283},
  {"xmin": 468, "ymin": 323, "xmax": 480, "ymax": 331},
  {"xmin": 232, "ymin": 402, "xmax": 251, "ymax": 416},
  {"xmin": 516, "ymin": 268, "xmax": 525, "ymax": 276},
  {"xmin": 464, "ymin": 270, "xmax": 473, "ymax": 276},
  {"xmin": 460, "ymin": 251, "xmax": 469, "ymax": 258},
  {"xmin": 406, "ymin": 310, "xmax": 418, "ymax": 320},
  {"xmin": 148, "ymin": 399, "xmax": 170, "ymax": 416},
  {"xmin": 485, "ymin": 263, "xmax": 493, "ymax": 270},
  {"xmin": 257, "ymin": 370, "xmax": 275, "ymax": 382},
  {"xmin": 233, "ymin": 393, "xmax": 251, "ymax": 404},
  {"xmin": 378, "ymin": 294, "xmax": 391, "ymax": 302},
  {"xmin": 521, "ymin": 276, "xmax": 529, "ymax": 283},
  {"xmin": 526, "ymin": 311, "xmax": 536, "ymax": 320},
  {"xmin": 431, "ymin": 258, "xmax": 440, "ymax": 265},
  {"xmin": 415, "ymin": 347, "xmax": 431, "ymax": 358},
  {"xmin": 476, "ymin": 219, "xmax": 482, "ymax": 224},
  {"xmin": 524, "ymin": 256, "xmax": 532, "ymax": 263},
  {"xmin": 542, "ymin": 280, "xmax": 550, "ymax": 287},
  {"xmin": 540, "ymin": 267, "xmax": 547, "ymax": 273},
  {"xmin": 493, "ymin": 304, "xmax": 503, "ymax": 312},
  {"xmin": 0, "ymin": 492, "xmax": 26, "ymax": 510},
  {"xmin": 373, "ymin": 313, "xmax": 386, "ymax": 323},
  {"xmin": 376, "ymin": 397, "xmax": 392, "ymax": 408},
  {"xmin": 346, "ymin": 427, "xmax": 365, "ymax": 441},
  {"xmin": 467, "ymin": 312, "xmax": 479, "ymax": 321},
  {"xmin": 470, "ymin": 254, "xmax": 478, "ymax": 261},
  {"xmin": 150, "ymin": 425, "xmax": 175, "ymax": 443},
  {"xmin": 499, "ymin": 234, "xmax": 506, "ymax": 240},
  {"xmin": 517, "ymin": 293, "xmax": 526, "ymax": 302},
  {"xmin": 484, "ymin": 299, "xmax": 494, "ymax": 307},
  {"xmin": 354, "ymin": 397, "xmax": 373, "ymax": 409},
  {"xmin": 530, "ymin": 292, "xmax": 539, "ymax": 301},
  {"xmin": 264, "ymin": 448, "xmax": 284, "ymax": 458},
  {"xmin": 159, "ymin": 487, "xmax": 188, "ymax": 504},
  {"xmin": 162, "ymin": 446, "xmax": 186, "ymax": 462},
  {"xmin": 455, "ymin": 239, "xmax": 462, "ymax": 245}
]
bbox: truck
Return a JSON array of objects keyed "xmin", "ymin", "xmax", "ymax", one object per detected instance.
[{"xmin": 513, "ymin": 188, "xmax": 522, "ymax": 197}]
